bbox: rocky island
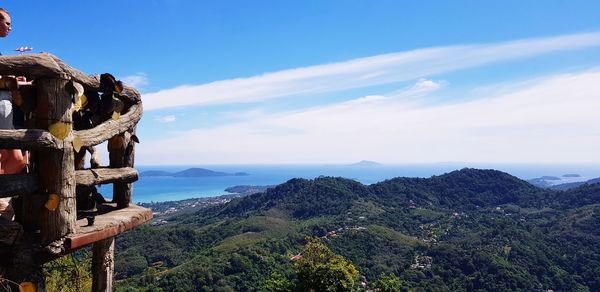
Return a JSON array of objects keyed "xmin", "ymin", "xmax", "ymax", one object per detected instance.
[{"xmin": 140, "ymin": 167, "xmax": 250, "ymax": 177}]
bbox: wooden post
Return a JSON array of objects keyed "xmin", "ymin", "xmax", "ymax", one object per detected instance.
[
  {"xmin": 108, "ymin": 130, "xmax": 135, "ymax": 208},
  {"xmin": 74, "ymin": 149, "xmax": 86, "ymax": 170},
  {"xmin": 33, "ymin": 78, "xmax": 76, "ymax": 245},
  {"xmin": 92, "ymin": 237, "xmax": 115, "ymax": 292},
  {"xmin": 5, "ymin": 233, "xmax": 46, "ymax": 292}
]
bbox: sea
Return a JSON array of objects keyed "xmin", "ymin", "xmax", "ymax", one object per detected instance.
[{"xmin": 98, "ymin": 163, "xmax": 600, "ymax": 203}]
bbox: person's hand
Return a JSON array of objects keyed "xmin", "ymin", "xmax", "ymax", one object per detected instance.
[{"xmin": 16, "ymin": 76, "xmax": 31, "ymax": 86}]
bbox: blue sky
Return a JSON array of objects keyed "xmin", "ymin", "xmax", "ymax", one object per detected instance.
[{"xmin": 2, "ymin": 1, "xmax": 600, "ymax": 164}]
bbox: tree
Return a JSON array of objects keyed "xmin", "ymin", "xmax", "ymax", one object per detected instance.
[
  {"xmin": 263, "ymin": 272, "xmax": 294, "ymax": 292},
  {"xmin": 294, "ymin": 238, "xmax": 359, "ymax": 292},
  {"xmin": 43, "ymin": 254, "xmax": 92, "ymax": 292},
  {"xmin": 373, "ymin": 273, "xmax": 402, "ymax": 292}
]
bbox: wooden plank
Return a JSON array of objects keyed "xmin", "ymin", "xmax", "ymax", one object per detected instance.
[
  {"xmin": 92, "ymin": 237, "xmax": 114, "ymax": 292},
  {"xmin": 75, "ymin": 167, "xmax": 138, "ymax": 187},
  {"xmin": 64, "ymin": 204, "xmax": 152, "ymax": 251}
]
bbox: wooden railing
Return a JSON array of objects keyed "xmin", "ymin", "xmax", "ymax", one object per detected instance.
[{"xmin": 0, "ymin": 53, "xmax": 151, "ymax": 291}]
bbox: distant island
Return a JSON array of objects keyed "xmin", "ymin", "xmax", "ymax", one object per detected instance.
[
  {"xmin": 140, "ymin": 167, "xmax": 250, "ymax": 177},
  {"xmin": 347, "ymin": 160, "xmax": 382, "ymax": 166},
  {"xmin": 225, "ymin": 185, "xmax": 274, "ymax": 196},
  {"xmin": 527, "ymin": 174, "xmax": 600, "ymax": 190},
  {"xmin": 527, "ymin": 176, "xmax": 562, "ymax": 188},
  {"xmin": 550, "ymin": 177, "xmax": 600, "ymax": 191}
]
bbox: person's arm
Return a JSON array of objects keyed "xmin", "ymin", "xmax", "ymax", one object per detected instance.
[{"xmin": 0, "ymin": 149, "xmax": 26, "ymax": 174}]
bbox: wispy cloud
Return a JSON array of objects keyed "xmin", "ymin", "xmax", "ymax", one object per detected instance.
[
  {"xmin": 411, "ymin": 78, "xmax": 444, "ymax": 93},
  {"xmin": 155, "ymin": 115, "xmax": 176, "ymax": 123},
  {"xmin": 137, "ymin": 71, "xmax": 600, "ymax": 164},
  {"xmin": 143, "ymin": 32, "xmax": 600, "ymax": 110},
  {"xmin": 122, "ymin": 73, "xmax": 149, "ymax": 88}
]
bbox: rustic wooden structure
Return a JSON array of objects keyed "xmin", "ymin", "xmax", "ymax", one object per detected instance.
[{"xmin": 0, "ymin": 53, "xmax": 152, "ymax": 291}]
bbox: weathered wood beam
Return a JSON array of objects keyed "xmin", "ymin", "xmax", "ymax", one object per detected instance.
[
  {"xmin": 0, "ymin": 129, "xmax": 61, "ymax": 150},
  {"xmin": 75, "ymin": 167, "xmax": 138, "ymax": 187},
  {"xmin": 74, "ymin": 103, "xmax": 142, "ymax": 147},
  {"xmin": 109, "ymin": 133, "xmax": 130, "ymax": 208},
  {"xmin": 35, "ymin": 78, "xmax": 77, "ymax": 246},
  {"xmin": 0, "ymin": 174, "xmax": 39, "ymax": 198},
  {"xmin": 0, "ymin": 216, "xmax": 22, "ymax": 246},
  {"xmin": 91, "ymin": 237, "xmax": 115, "ymax": 291},
  {"xmin": 4, "ymin": 234, "xmax": 46, "ymax": 291},
  {"xmin": 0, "ymin": 53, "xmax": 68, "ymax": 78},
  {"xmin": 91, "ymin": 237, "xmax": 115, "ymax": 292},
  {"xmin": 0, "ymin": 53, "xmax": 141, "ymax": 104}
]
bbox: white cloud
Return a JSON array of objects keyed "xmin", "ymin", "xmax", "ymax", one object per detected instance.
[
  {"xmin": 342, "ymin": 78, "xmax": 445, "ymax": 106},
  {"xmin": 155, "ymin": 115, "xmax": 176, "ymax": 123},
  {"xmin": 121, "ymin": 73, "xmax": 149, "ymax": 88},
  {"xmin": 345, "ymin": 95, "xmax": 386, "ymax": 105},
  {"xmin": 143, "ymin": 32, "xmax": 600, "ymax": 110},
  {"xmin": 411, "ymin": 78, "xmax": 443, "ymax": 93},
  {"xmin": 137, "ymin": 70, "xmax": 600, "ymax": 164}
]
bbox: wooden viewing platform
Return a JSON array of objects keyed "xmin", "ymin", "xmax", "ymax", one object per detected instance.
[
  {"xmin": 0, "ymin": 53, "xmax": 151, "ymax": 291},
  {"xmin": 67, "ymin": 203, "xmax": 152, "ymax": 252}
]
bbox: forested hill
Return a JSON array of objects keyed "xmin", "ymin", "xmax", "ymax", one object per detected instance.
[
  {"xmin": 212, "ymin": 168, "xmax": 562, "ymax": 219},
  {"xmin": 115, "ymin": 168, "xmax": 600, "ymax": 291}
]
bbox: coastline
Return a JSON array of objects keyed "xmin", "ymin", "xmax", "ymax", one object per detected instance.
[{"xmin": 129, "ymin": 163, "xmax": 600, "ymax": 204}]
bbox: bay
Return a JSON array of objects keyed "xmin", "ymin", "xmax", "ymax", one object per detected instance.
[{"xmin": 97, "ymin": 163, "xmax": 600, "ymax": 203}]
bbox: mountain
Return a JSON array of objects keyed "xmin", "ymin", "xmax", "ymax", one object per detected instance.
[
  {"xmin": 115, "ymin": 168, "xmax": 600, "ymax": 291},
  {"xmin": 527, "ymin": 174, "xmax": 600, "ymax": 191},
  {"xmin": 347, "ymin": 160, "xmax": 381, "ymax": 166},
  {"xmin": 550, "ymin": 177, "xmax": 600, "ymax": 191},
  {"xmin": 527, "ymin": 175, "xmax": 562, "ymax": 188},
  {"xmin": 172, "ymin": 168, "xmax": 248, "ymax": 177},
  {"xmin": 140, "ymin": 167, "xmax": 250, "ymax": 177},
  {"xmin": 138, "ymin": 170, "xmax": 173, "ymax": 177},
  {"xmin": 224, "ymin": 185, "xmax": 274, "ymax": 196}
]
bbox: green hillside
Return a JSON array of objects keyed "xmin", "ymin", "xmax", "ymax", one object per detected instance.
[{"xmin": 114, "ymin": 169, "xmax": 600, "ymax": 291}]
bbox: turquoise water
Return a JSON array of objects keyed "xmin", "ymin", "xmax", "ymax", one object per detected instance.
[{"xmin": 100, "ymin": 163, "xmax": 600, "ymax": 203}]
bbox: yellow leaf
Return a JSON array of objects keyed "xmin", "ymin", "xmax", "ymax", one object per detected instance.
[
  {"xmin": 45, "ymin": 194, "xmax": 60, "ymax": 211},
  {"xmin": 19, "ymin": 282, "xmax": 36, "ymax": 292},
  {"xmin": 112, "ymin": 111, "xmax": 120, "ymax": 120},
  {"xmin": 72, "ymin": 94, "xmax": 88, "ymax": 112},
  {"xmin": 73, "ymin": 136, "xmax": 83, "ymax": 153},
  {"xmin": 48, "ymin": 122, "xmax": 72, "ymax": 140},
  {"xmin": 72, "ymin": 98, "xmax": 82, "ymax": 112},
  {"xmin": 80, "ymin": 93, "xmax": 88, "ymax": 107}
]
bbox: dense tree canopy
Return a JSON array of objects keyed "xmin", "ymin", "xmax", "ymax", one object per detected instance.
[
  {"xmin": 113, "ymin": 169, "xmax": 600, "ymax": 291},
  {"xmin": 294, "ymin": 238, "xmax": 359, "ymax": 291}
]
